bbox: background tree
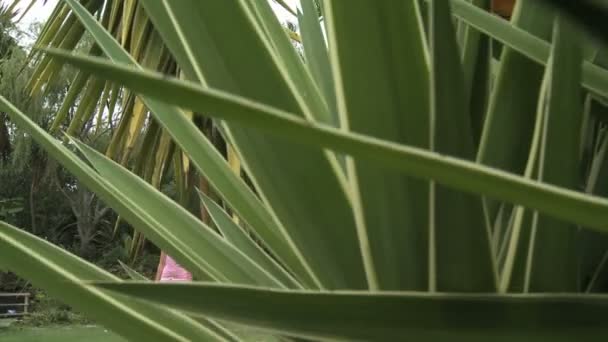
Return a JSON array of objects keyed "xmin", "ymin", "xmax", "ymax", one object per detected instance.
[{"xmin": 0, "ymin": 17, "xmax": 125, "ymax": 261}]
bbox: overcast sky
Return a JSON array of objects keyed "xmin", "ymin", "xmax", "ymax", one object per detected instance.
[{"xmin": 12, "ymin": 0, "xmax": 301, "ymax": 31}]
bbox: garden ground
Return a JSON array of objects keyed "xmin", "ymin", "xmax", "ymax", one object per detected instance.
[
  {"xmin": 0, "ymin": 323, "xmax": 281, "ymax": 341},
  {"xmin": 0, "ymin": 325, "xmax": 125, "ymax": 342}
]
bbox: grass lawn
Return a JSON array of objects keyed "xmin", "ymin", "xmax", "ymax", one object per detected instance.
[
  {"xmin": 0, "ymin": 325, "xmax": 125, "ymax": 342},
  {"xmin": 0, "ymin": 324, "xmax": 281, "ymax": 341}
]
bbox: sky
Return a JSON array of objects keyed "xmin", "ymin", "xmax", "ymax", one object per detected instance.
[
  {"xmin": 11, "ymin": 0, "xmax": 301, "ymax": 31},
  {"xmin": 17, "ymin": 0, "xmax": 58, "ymax": 25},
  {"xmin": 4, "ymin": 0, "xmax": 301, "ymax": 48}
]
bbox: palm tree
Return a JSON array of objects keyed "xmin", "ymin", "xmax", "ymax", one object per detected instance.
[{"xmin": 0, "ymin": 4, "xmax": 18, "ymax": 160}]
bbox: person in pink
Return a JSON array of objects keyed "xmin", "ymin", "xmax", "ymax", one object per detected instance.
[
  {"xmin": 155, "ymin": 179, "xmax": 209, "ymax": 282},
  {"xmin": 155, "ymin": 251, "xmax": 192, "ymax": 282}
]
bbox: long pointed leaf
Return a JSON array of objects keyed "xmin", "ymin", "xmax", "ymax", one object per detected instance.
[
  {"xmin": 34, "ymin": 52, "xmax": 608, "ymax": 235},
  {"xmin": 529, "ymin": 16, "xmax": 583, "ymax": 292},
  {"xmin": 429, "ymin": 0, "xmax": 495, "ymax": 291},
  {"xmin": 96, "ymin": 282, "xmax": 608, "ymax": 341},
  {"xmin": 449, "ymin": 0, "xmax": 608, "ymax": 98},
  {"xmin": 298, "ymin": 0, "xmax": 337, "ymax": 123},
  {"xmin": 0, "ymin": 221, "xmax": 225, "ymax": 342},
  {"xmin": 72, "ymin": 139, "xmax": 286, "ymax": 288},
  {"xmin": 324, "ymin": 0, "xmax": 430, "ymax": 290},
  {"xmin": 59, "ymin": 0, "xmax": 310, "ymax": 289},
  {"xmin": 200, "ymin": 193, "xmax": 300, "ymax": 289},
  {"xmin": 477, "ymin": 0, "xmax": 555, "ymax": 221},
  {"xmin": 499, "ymin": 67, "xmax": 549, "ymax": 293},
  {"xmin": 459, "ymin": 0, "xmax": 492, "ymax": 146},
  {"xmin": 136, "ymin": 0, "xmax": 363, "ymax": 289}
]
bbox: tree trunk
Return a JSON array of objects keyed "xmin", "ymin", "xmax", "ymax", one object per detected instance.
[
  {"xmin": 0, "ymin": 112, "xmax": 11, "ymax": 160},
  {"xmin": 78, "ymin": 222, "xmax": 91, "ymax": 257},
  {"xmin": 29, "ymin": 177, "xmax": 37, "ymax": 235}
]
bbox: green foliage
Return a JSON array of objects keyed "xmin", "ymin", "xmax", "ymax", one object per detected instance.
[
  {"xmin": 0, "ymin": 326, "xmax": 125, "ymax": 342},
  {"xmin": 0, "ymin": 197, "xmax": 23, "ymax": 220},
  {"xmin": 2, "ymin": 0, "xmax": 608, "ymax": 340},
  {"xmin": 0, "ymin": 19, "xmax": 134, "ymax": 303},
  {"xmin": 17, "ymin": 291, "xmax": 90, "ymax": 327}
]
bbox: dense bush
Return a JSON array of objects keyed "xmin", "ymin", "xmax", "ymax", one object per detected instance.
[{"xmin": 15, "ymin": 291, "xmax": 89, "ymax": 327}]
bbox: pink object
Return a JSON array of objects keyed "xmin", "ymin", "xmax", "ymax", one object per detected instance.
[{"xmin": 160, "ymin": 255, "xmax": 192, "ymax": 282}]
